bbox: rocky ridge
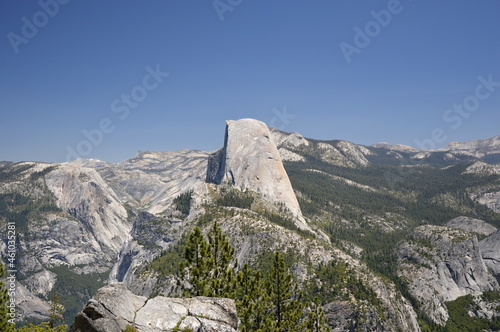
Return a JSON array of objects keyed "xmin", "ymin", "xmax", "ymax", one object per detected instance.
[
  {"xmin": 397, "ymin": 220, "xmax": 499, "ymax": 325},
  {"xmin": 445, "ymin": 135, "xmax": 500, "ymax": 157}
]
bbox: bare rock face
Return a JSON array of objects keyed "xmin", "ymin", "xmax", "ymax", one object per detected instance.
[
  {"xmin": 397, "ymin": 225, "xmax": 499, "ymax": 325},
  {"xmin": 207, "ymin": 119, "xmax": 307, "ymax": 228},
  {"xmin": 446, "ymin": 216, "xmax": 497, "ymax": 236},
  {"xmin": 474, "ymin": 190, "xmax": 500, "ymax": 213},
  {"xmin": 480, "ymin": 229, "xmax": 500, "ymax": 278},
  {"xmin": 269, "ymin": 127, "xmax": 309, "ymax": 148},
  {"xmin": 69, "ymin": 283, "xmax": 238, "ymax": 332},
  {"xmin": 45, "ymin": 164, "xmax": 131, "ymax": 255}
]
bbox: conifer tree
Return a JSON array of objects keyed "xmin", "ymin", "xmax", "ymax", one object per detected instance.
[
  {"xmin": 267, "ymin": 252, "xmax": 305, "ymax": 331},
  {"xmin": 207, "ymin": 220, "xmax": 237, "ymax": 298},
  {"xmin": 181, "ymin": 221, "xmax": 237, "ymax": 297},
  {"xmin": 181, "ymin": 226, "xmax": 212, "ymax": 296},
  {"xmin": 305, "ymin": 297, "xmax": 328, "ymax": 332},
  {"xmin": 48, "ymin": 292, "xmax": 65, "ymax": 329},
  {"xmin": 236, "ymin": 263, "xmax": 274, "ymax": 331}
]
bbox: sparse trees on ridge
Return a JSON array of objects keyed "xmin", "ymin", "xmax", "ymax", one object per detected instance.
[
  {"xmin": 181, "ymin": 221, "xmax": 237, "ymax": 298},
  {"xmin": 180, "ymin": 221, "xmax": 327, "ymax": 331}
]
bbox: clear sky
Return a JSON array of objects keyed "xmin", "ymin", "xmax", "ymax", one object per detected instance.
[{"xmin": 1, "ymin": 0, "xmax": 499, "ymax": 163}]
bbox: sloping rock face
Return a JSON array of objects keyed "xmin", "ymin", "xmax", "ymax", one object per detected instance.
[
  {"xmin": 76, "ymin": 149, "xmax": 210, "ymax": 215},
  {"xmin": 70, "ymin": 283, "xmax": 238, "ymax": 332},
  {"xmin": 473, "ymin": 190, "xmax": 500, "ymax": 213},
  {"xmin": 45, "ymin": 164, "xmax": 131, "ymax": 255},
  {"xmin": 397, "ymin": 225, "xmax": 499, "ymax": 325},
  {"xmin": 206, "ymin": 119, "xmax": 306, "ymax": 225}
]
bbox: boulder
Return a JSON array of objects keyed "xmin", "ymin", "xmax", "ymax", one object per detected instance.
[{"xmin": 69, "ymin": 283, "xmax": 238, "ymax": 332}]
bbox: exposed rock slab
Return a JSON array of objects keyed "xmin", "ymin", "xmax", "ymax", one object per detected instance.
[
  {"xmin": 315, "ymin": 141, "xmax": 372, "ymax": 168},
  {"xmin": 70, "ymin": 283, "xmax": 238, "ymax": 332},
  {"xmin": 446, "ymin": 216, "xmax": 497, "ymax": 236},
  {"xmin": 45, "ymin": 164, "xmax": 131, "ymax": 255}
]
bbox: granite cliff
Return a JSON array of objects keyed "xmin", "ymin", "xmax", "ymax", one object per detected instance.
[{"xmin": 206, "ymin": 119, "xmax": 309, "ymax": 230}]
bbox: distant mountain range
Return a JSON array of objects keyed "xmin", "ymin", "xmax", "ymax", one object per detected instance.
[{"xmin": 373, "ymin": 135, "xmax": 500, "ymax": 163}]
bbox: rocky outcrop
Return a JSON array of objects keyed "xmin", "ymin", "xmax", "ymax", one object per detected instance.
[
  {"xmin": 83, "ymin": 150, "xmax": 210, "ymax": 288},
  {"xmin": 0, "ymin": 162, "xmax": 130, "ymax": 321},
  {"xmin": 474, "ymin": 190, "xmax": 500, "ymax": 213},
  {"xmin": 206, "ymin": 119, "xmax": 308, "ymax": 229},
  {"xmin": 464, "ymin": 162, "xmax": 500, "ymax": 176},
  {"xmin": 269, "ymin": 127, "xmax": 309, "ymax": 148},
  {"xmin": 70, "ymin": 283, "xmax": 238, "ymax": 332},
  {"xmin": 397, "ymin": 225, "xmax": 499, "ymax": 325},
  {"xmin": 278, "ymin": 147, "xmax": 306, "ymax": 162},
  {"xmin": 446, "ymin": 216, "xmax": 497, "ymax": 236},
  {"xmin": 14, "ymin": 283, "xmax": 51, "ymax": 321},
  {"xmin": 312, "ymin": 141, "xmax": 372, "ymax": 168}
]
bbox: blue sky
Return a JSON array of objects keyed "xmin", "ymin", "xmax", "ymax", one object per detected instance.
[{"xmin": 1, "ymin": 1, "xmax": 499, "ymax": 162}]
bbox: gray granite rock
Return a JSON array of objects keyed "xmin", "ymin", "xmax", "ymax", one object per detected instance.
[
  {"xmin": 70, "ymin": 283, "xmax": 238, "ymax": 332},
  {"xmin": 446, "ymin": 216, "xmax": 497, "ymax": 236}
]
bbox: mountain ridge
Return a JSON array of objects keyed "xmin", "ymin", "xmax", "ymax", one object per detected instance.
[{"xmin": 1, "ymin": 119, "xmax": 500, "ymax": 330}]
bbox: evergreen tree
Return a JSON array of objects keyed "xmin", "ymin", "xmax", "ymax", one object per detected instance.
[
  {"xmin": 207, "ymin": 220, "xmax": 236, "ymax": 298},
  {"xmin": 16, "ymin": 322, "xmax": 67, "ymax": 332},
  {"xmin": 236, "ymin": 264, "xmax": 274, "ymax": 331},
  {"xmin": 267, "ymin": 252, "xmax": 305, "ymax": 331},
  {"xmin": 0, "ymin": 263, "xmax": 14, "ymax": 332},
  {"xmin": 305, "ymin": 297, "xmax": 328, "ymax": 332},
  {"xmin": 48, "ymin": 292, "xmax": 65, "ymax": 329},
  {"xmin": 181, "ymin": 226, "xmax": 212, "ymax": 296},
  {"xmin": 181, "ymin": 221, "xmax": 236, "ymax": 297}
]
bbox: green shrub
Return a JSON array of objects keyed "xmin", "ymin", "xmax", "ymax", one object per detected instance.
[
  {"xmin": 173, "ymin": 190, "xmax": 193, "ymax": 215},
  {"xmin": 216, "ymin": 189, "xmax": 254, "ymax": 209}
]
